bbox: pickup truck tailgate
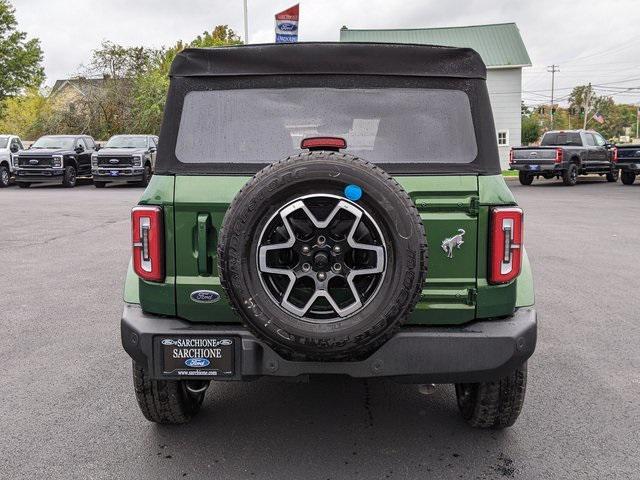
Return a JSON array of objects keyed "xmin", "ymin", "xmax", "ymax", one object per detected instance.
[{"xmin": 511, "ymin": 148, "xmax": 557, "ymax": 164}]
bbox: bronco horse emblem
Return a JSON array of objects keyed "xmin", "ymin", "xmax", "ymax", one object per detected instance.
[{"xmin": 441, "ymin": 229, "xmax": 466, "ymax": 258}]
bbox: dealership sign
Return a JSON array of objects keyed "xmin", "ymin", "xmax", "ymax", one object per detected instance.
[{"xmin": 275, "ymin": 4, "xmax": 299, "ymax": 43}]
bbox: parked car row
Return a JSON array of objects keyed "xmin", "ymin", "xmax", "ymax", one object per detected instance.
[
  {"xmin": 509, "ymin": 129, "xmax": 638, "ymax": 186},
  {"xmin": 0, "ymin": 134, "xmax": 158, "ymax": 188}
]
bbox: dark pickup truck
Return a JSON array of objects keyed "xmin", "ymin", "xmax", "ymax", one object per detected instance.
[
  {"xmin": 14, "ymin": 135, "xmax": 98, "ymax": 188},
  {"xmin": 509, "ymin": 130, "xmax": 618, "ymax": 186},
  {"xmin": 614, "ymin": 144, "xmax": 640, "ymax": 185}
]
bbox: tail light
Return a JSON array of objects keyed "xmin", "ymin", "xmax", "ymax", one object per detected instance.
[
  {"xmin": 489, "ymin": 207, "xmax": 523, "ymax": 284},
  {"xmin": 612, "ymin": 147, "xmax": 618, "ymax": 163},
  {"xmin": 554, "ymin": 148, "xmax": 563, "ymax": 163},
  {"xmin": 509, "ymin": 149, "xmax": 514, "ymax": 164},
  {"xmin": 131, "ymin": 206, "xmax": 164, "ymax": 282}
]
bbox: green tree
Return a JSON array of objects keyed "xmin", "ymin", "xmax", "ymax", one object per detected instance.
[
  {"xmin": 521, "ymin": 114, "xmax": 541, "ymax": 145},
  {"xmin": 0, "ymin": 0, "xmax": 44, "ymax": 104},
  {"xmin": 132, "ymin": 25, "xmax": 242, "ymax": 134},
  {"xmin": 0, "ymin": 87, "xmax": 50, "ymax": 137}
]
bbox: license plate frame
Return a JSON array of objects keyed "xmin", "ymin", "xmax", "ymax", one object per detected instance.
[{"xmin": 158, "ymin": 336, "xmax": 236, "ymax": 378}]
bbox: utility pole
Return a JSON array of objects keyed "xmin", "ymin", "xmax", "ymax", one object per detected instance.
[
  {"xmin": 583, "ymin": 83, "xmax": 592, "ymax": 130},
  {"xmin": 243, "ymin": 0, "xmax": 249, "ymax": 44},
  {"xmin": 547, "ymin": 65, "xmax": 559, "ymax": 129}
]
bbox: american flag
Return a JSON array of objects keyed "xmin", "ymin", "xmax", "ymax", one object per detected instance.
[{"xmin": 592, "ymin": 112, "xmax": 605, "ymax": 124}]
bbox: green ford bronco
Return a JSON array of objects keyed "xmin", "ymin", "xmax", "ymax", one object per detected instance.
[{"xmin": 121, "ymin": 43, "xmax": 536, "ymax": 428}]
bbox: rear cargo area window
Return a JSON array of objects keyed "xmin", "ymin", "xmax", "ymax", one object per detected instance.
[{"xmin": 175, "ymin": 88, "xmax": 478, "ymax": 165}]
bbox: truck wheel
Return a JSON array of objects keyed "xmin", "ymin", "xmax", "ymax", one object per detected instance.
[
  {"xmin": 518, "ymin": 171, "xmax": 533, "ymax": 186},
  {"xmin": 218, "ymin": 151, "xmax": 428, "ymax": 360},
  {"xmin": 606, "ymin": 170, "xmax": 619, "ymax": 182},
  {"xmin": 621, "ymin": 171, "xmax": 636, "ymax": 185},
  {"xmin": 62, "ymin": 166, "xmax": 77, "ymax": 188},
  {"xmin": 455, "ymin": 363, "xmax": 527, "ymax": 429},
  {"xmin": 132, "ymin": 362, "xmax": 204, "ymax": 424},
  {"xmin": 93, "ymin": 181, "xmax": 106, "ymax": 188},
  {"xmin": 138, "ymin": 164, "xmax": 152, "ymax": 187},
  {"xmin": 0, "ymin": 165, "xmax": 9, "ymax": 187},
  {"xmin": 17, "ymin": 182, "xmax": 30, "ymax": 188},
  {"xmin": 562, "ymin": 164, "xmax": 578, "ymax": 186}
]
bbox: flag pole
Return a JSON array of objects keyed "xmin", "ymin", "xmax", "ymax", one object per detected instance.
[{"xmin": 243, "ymin": 0, "xmax": 249, "ymax": 44}]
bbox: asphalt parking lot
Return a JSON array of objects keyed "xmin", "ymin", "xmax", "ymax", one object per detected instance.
[{"xmin": 1, "ymin": 177, "xmax": 639, "ymax": 479}]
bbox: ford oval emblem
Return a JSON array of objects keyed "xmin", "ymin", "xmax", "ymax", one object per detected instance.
[
  {"xmin": 29, "ymin": 159, "xmax": 39, "ymax": 164},
  {"xmin": 190, "ymin": 290, "xmax": 221, "ymax": 304},
  {"xmin": 109, "ymin": 158, "xmax": 119, "ymax": 164},
  {"xmin": 279, "ymin": 22, "xmax": 297, "ymax": 31},
  {"xmin": 185, "ymin": 358, "xmax": 210, "ymax": 368}
]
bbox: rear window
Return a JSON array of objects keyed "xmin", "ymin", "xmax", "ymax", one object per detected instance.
[
  {"xmin": 541, "ymin": 132, "xmax": 582, "ymax": 146},
  {"xmin": 175, "ymin": 88, "xmax": 478, "ymax": 165}
]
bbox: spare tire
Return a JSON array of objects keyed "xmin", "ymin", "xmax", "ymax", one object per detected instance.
[{"xmin": 218, "ymin": 152, "xmax": 427, "ymax": 360}]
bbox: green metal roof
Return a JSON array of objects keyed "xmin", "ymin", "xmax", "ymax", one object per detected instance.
[{"xmin": 340, "ymin": 23, "xmax": 531, "ymax": 68}]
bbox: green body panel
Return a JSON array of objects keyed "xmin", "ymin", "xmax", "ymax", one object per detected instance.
[
  {"xmin": 123, "ymin": 261, "xmax": 140, "ymax": 304},
  {"xmin": 515, "ymin": 248, "xmax": 535, "ymax": 307},
  {"xmin": 129, "ymin": 173, "xmax": 535, "ymax": 325},
  {"xmin": 397, "ymin": 176, "xmax": 479, "ymax": 325},
  {"xmin": 173, "ymin": 176, "xmax": 250, "ymax": 322}
]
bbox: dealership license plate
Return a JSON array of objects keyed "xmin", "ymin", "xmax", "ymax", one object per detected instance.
[
  {"xmin": 109, "ymin": 170, "xmax": 120, "ymax": 176},
  {"xmin": 160, "ymin": 336, "xmax": 235, "ymax": 377},
  {"xmin": 528, "ymin": 165, "xmax": 540, "ymax": 170}
]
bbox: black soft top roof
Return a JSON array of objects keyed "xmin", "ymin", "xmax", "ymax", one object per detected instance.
[{"xmin": 170, "ymin": 42, "xmax": 486, "ymax": 80}]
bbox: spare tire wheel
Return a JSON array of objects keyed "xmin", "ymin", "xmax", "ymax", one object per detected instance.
[{"xmin": 218, "ymin": 152, "xmax": 428, "ymax": 360}]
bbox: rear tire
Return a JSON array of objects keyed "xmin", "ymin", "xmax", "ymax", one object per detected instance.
[
  {"xmin": 62, "ymin": 166, "xmax": 77, "ymax": 188},
  {"xmin": 132, "ymin": 362, "xmax": 205, "ymax": 424},
  {"xmin": 562, "ymin": 164, "xmax": 578, "ymax": 186},
  {"xmin": 621, "ymin": 171, "xmax": 636, "ymax": 185},
  {"xmin": 0, "ymin": 165, "xmax": 10, "ymax": 187},
  {"xmin": 518, "ymin": 171, "xmax": 533, "ymax": 186},
  {"xmin": 17, "ymin": 182, "xmax": 30, "ymax": 188},
  {"xmin": 455, "ymin": 363, "xmax": 527, "ymax": 429},
  {"xmin": 606, "ymin": 170, "xmax": 619, "ymax": 182}
]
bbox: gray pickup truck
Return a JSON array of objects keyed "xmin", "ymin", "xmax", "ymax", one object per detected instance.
[
  {"xmin": 509, "ymin": 130, "xmax": 618, "ymax": 186},
  {"xmin": 614, "ymin": 144, "xmax": 640, "ymax": 185}
]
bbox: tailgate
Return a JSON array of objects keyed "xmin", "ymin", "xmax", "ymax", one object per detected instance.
[
  {"xmin": 173, "ymin": 175, "xmax": 479, "ymax": 326},
  {"xmin": 617, "ymin": 147, "xmax": 640, "ymax": 163},
  {"xmin": 511, "ymin": 148, "xmax": 557, "ymax": 164}
]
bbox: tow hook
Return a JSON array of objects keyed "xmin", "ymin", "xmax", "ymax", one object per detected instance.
[{"xmin": 185, "ymin": 380, "xmax": 210, "ymax": 395}]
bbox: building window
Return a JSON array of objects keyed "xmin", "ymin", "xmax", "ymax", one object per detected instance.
[{"xmin": 497, "ymin": 130, "xmax": 509, "ymax": 146}]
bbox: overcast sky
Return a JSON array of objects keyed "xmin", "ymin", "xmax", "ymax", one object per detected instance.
[{"xmin": 11, "ymin": 0, "xmax": 640, "ymax": 105}]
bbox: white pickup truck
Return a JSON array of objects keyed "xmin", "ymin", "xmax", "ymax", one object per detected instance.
[{"xmin": 0, "ymin": 135, "xmax": 25, "ymax": 187}]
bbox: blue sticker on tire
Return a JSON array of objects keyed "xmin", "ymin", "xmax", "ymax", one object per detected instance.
[{"xmin": 344, "ymin": 184, "xmax": 362, "ymax": 201}]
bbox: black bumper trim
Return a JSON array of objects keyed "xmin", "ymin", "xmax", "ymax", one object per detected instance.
[{"xmin": 121, "ymin": 304, "xmax": 537, "ymax": 383}]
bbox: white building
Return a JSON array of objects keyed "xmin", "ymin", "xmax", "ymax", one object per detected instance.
[{"xmin": 340, "ymin": 23, "xmax": 532, "ymax": 169}]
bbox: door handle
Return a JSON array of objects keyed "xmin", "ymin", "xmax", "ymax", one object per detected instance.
[{"xmin": 197, "ymin": 213, "xmax": 211, "ymax": 275}]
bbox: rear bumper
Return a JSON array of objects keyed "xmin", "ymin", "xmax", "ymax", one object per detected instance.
[
  {"xmin": 121, "ymin": 304, "xmax": 537, "ymax": 383},
  {"xmin": 509, "ymin": 163, "xmax": 559, "ymax": 172},
  {"xmin": 615, "ymin": 163, "xmax": 640, "ymax": 173},
  {"xmin": 15, "ymin": 169, "xmax": 64, "ymax": 182},
  {"xmin": 92, "ymin": 168, "xmax": 144, "ymax": 182}
]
